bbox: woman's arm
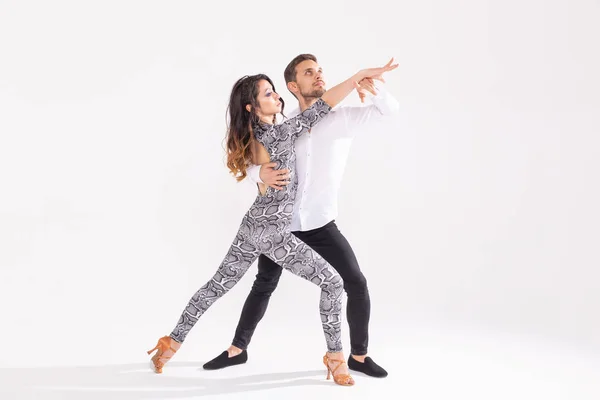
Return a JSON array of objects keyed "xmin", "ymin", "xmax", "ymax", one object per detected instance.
[
  {"xmin": 321, "ymin": 58, "xmax": 399, "ymax": 108},
  {"xmin": 276, "ymin": 98, "xmax": 333, "ymax": 139},
  {"xmin": 275, "ymin": 58, "xmax": 399, "ymax": 139}
]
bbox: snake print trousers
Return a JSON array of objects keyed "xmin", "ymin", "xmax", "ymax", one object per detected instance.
[{"xmin": 169, "ymin": 215, "xmax": 344, "ymax": 352}]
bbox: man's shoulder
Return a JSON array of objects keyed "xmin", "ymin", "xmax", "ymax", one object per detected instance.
[{"xmin": 285, "ymin": 105, "xmax": 344, "ymax": 119}]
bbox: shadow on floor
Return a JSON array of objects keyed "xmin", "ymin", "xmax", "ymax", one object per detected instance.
[{"xmin": 1, "ymin": 361, "xmax": 332, "ymax": 399}]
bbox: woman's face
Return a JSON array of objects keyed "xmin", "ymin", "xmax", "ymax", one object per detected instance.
[{"xmin": 254, "ymin": 79, "xmax": 282, "ymax": 123}]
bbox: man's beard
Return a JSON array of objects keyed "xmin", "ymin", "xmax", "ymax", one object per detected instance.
[{"xmin": 300, "ymin": 87, "xmax": 326, "ymax": 99}]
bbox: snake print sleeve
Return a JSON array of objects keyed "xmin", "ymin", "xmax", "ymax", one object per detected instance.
[
  {"xmin": 274, "ymin": 98, "xmax": 331, "ymax": 140},
  {"xmin": 252, "ymin": 98, "xmax": 331, "ymax": 150}
]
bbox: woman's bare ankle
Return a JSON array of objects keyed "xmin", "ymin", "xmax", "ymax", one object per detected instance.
[
  {"xmin": 327, "ymin": 351, "xmax": 345, "ymax": 360},
  {"xmin": 326, "ymin": 351, "xmax": 349, "ymax": 375},
  {"xmin": 169, "ymin": 337, "xmax": 182, "ymax": 351}
]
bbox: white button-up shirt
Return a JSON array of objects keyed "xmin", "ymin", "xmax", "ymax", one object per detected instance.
[{"xmin": 248, "ymin": 84, "xmax": 399, "ymax": 232}]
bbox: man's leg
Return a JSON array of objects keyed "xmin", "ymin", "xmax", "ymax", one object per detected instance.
[
  {"xmin": 294, "ymin": 220, "xmax": 388, "ymax": 377},
  {"xmin": 203, "ymin": 254, "xmax": 283, "ymax": 370},
  {"xmin": 232, "ymin": 254, "xmax": 283, "ymax": 349}
]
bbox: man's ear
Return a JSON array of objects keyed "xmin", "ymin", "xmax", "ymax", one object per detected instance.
[
  {"xmin": 245, "ymin": 104, "xmax": 252, "ymax": 113},
  {"xmin": 287, "ymin": 81, "xmax": 298, "ymax": 95}
]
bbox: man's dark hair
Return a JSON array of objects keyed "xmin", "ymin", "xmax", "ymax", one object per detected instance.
[{"xmin": 283, "ymin": 53, "xmax": 318, "ymax": 84}]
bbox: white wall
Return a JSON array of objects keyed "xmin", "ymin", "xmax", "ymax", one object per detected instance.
[{"xmin": 1, "ymin": 0, "xmax": 598, "ymax": 367}]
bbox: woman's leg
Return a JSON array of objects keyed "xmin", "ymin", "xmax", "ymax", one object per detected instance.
[
  {"xmin": 170, "ymin": 232, "xmax": 260, "ymax": 343},
  {"xmin": 260, "ymin": 233, "xmax": 344, "ymax": 352},
  {"xmin": 149, "ymin": 231, "xmax": 259, "ymax": 373},
  {"xmin": 294, "ymin": 222, "xmax": 371, "ymax": 357},
  {"xmin": 261, "ymin": 233, "xmax": 353, "ymax": 384}
]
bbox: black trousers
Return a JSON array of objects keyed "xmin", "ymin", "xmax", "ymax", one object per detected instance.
[{"xmin": 231, "ymin": 220, "xmax": 371, "ymax": 355}]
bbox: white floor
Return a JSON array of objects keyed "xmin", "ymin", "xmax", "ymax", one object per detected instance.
[{"xmin": 2, "ymin": 324, "xmax": 599, "ymax": 400}]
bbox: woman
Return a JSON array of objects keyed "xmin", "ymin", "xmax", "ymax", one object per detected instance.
[{"xmin": 148, "ymin": 60, "xmax": 398, "ymax": 386}]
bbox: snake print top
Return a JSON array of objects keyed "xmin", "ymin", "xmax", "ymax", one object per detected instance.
[{"xmin": 243, "ymin": 98, "xmax": 331, "ymax": 239}]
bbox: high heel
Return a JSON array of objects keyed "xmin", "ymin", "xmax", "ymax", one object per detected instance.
[
  {"xmin": 147, "ymin": 336, "xmax": 180, "ymax": 373},
  {"xmin": 323, "ymin": 353, "xmax": 355, "ymax": 386}
]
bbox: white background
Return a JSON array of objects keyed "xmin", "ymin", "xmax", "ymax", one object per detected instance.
[{"xmin": 1, "ymin": 0, "xmax": 599, "ymax": 399}]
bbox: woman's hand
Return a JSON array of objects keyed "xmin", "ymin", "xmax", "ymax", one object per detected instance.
[{"xmin": 358, "ymin": 58, "xmax": 399, "ymax": 83}]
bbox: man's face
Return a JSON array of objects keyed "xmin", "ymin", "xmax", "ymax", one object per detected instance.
[{"xmin": 291, "ymin": 59, "xmax": 326, "ymax": 99}]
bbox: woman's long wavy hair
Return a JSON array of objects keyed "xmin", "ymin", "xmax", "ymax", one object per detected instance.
[{"xmin": 225, "ymin": 74, "xmax": 285, "ymax": 181}]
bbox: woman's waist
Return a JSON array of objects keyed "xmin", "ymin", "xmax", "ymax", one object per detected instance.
[{"xmin": 252, "ymin": 188, "xmax": 295, "ymax": 205}]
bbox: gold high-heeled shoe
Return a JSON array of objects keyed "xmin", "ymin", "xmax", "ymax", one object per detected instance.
[
  {"xmin": 323, "ymin": 353, "xmax": 355, "ymax": 386},
  {"xmin": 147, "ymin": 336, "xmax": 180, "ymax": 373}
]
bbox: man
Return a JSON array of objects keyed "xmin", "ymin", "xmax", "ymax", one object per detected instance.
[{"xmin": 203, "ymin": 54, "xmax": 399, "ymax": 377}]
